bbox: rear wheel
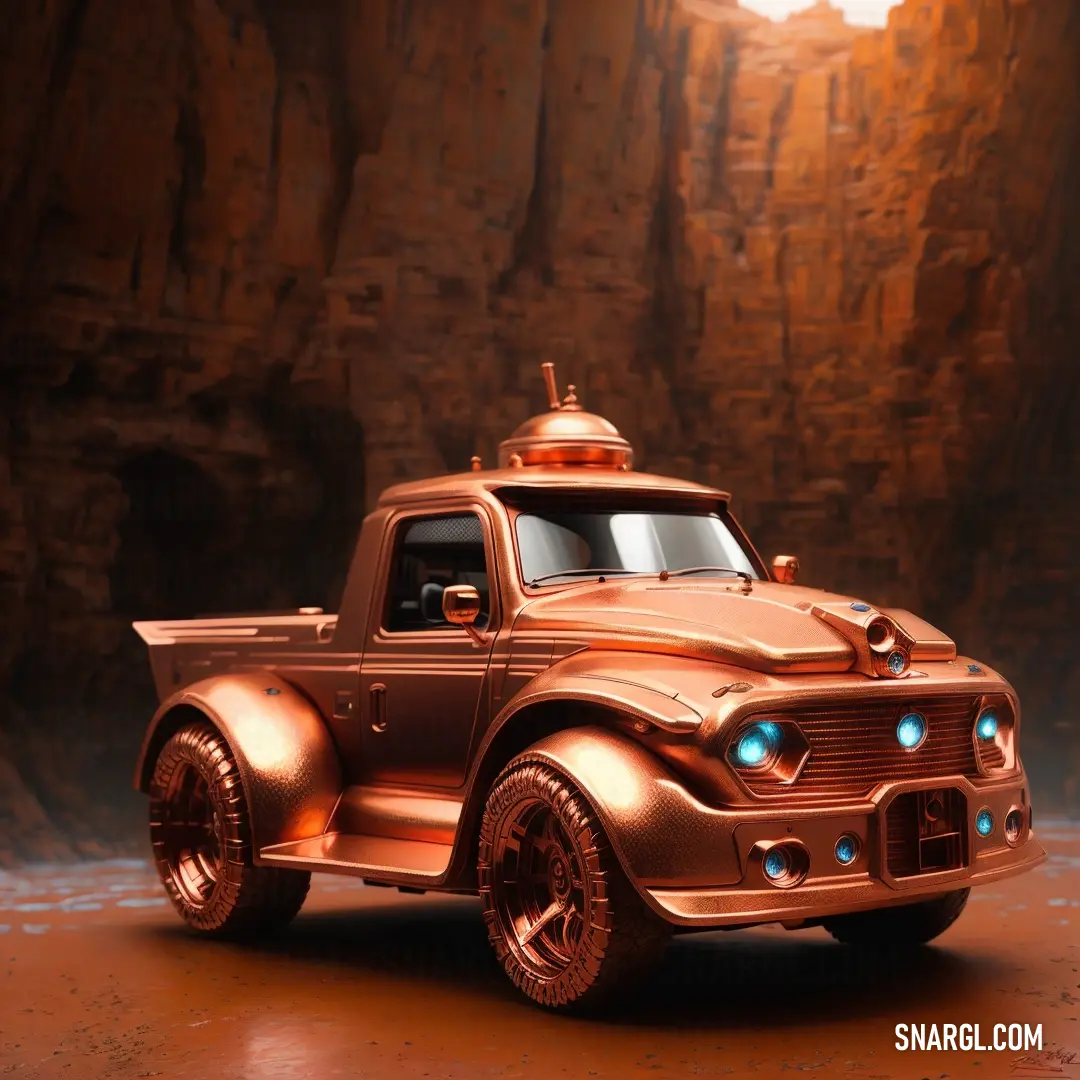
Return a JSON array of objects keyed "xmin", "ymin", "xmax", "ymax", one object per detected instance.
[
  {"xmin": 822, "ymin": 888, "xmax": 970, "ymax": 946},
  {"xmin": 478, "ymin": 758, "xmax": 670, "ymax": 1010},
  {"xmin": 148, "ymin": 722, "xmax": 310, "ymax": 936}
]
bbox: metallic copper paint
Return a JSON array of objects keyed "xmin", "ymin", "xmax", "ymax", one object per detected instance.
[
  {"xmin": 132, "ymin": 380, "xmax": 1046, "ymax": 931},
  {"xmin": 497, "ymin": 408, "xmax": 635, "ymax": 469},
  {"xmin": 134, "ymin": 673, "xmax": 342, "ymax": 853},
  {"xmin": 330, "ymin": 785, "xmax": 463, "ymax": 845},
  {"xmin": 259, "ymin": 832, "xmax": 452, "ymax": 879},
  {"xmin": 514, "ymin": 726, "xmax": 743, "ymax": 889},
  {"xmin": 811, "ymin": 601, "xmax": 917, "ymax": 678},
  {"xmin": 648, "ymin": 832, "xmax": 1045, "ymax": 924},
  {"xmin": 498, "ymin": 360, "xmax": 636, "ymax": 469},
  {"xmin": 517, "ymin": 580, "xmax": 860, "ymax": 673},
  {"xmin": 373, "ymin": 465, "xmax": 731, "ymax": 509},
  {"xmin": 772, "ymin": 554, "xmax": 800, "ymax": 584},
  {"xmin": 882, "ymin": 606, "xmax": 958, "ymax": 662}
]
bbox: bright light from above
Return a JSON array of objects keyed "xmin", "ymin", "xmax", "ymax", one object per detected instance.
[{"xmin": 739, "ymin": 0, "xmax": 893, "ymax": 27}]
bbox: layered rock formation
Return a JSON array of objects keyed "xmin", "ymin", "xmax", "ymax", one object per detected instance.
[{"xmin": 0, "ymin": 0, "xmax": 1077, "ymax": 857}]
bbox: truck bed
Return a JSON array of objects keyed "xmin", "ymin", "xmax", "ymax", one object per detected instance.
[{"xmin": 133, "ymin": 611, "xmax": 340, "ymax": 702}]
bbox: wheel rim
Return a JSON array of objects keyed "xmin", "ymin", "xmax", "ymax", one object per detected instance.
[
  {"xmin": 491, "ymin": 797, "xmax": 588, "ymax": 979},
  {"xmin": 158, "ymin": 761, "xmax": 224, "ymax": 908}
]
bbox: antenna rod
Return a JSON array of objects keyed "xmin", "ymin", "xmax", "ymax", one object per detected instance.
[{"xmin": 541, "ymin": 362, "xmax": 561, "ymax": 410}]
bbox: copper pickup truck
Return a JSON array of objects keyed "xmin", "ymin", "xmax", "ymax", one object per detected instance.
[{"xmin": 134, "ymin": 363, "xmax": 1045, "ymax": 1009}]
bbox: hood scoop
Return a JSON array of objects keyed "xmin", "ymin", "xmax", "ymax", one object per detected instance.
[
  {"xmin": 518, "ymin": 579, "xmax": 957, "ymax": 676},
  {"xmin": 517, "ymin": 579, "xmax": 858, "ymax": 674}
]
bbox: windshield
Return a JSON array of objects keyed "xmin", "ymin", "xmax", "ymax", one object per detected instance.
[{"xmin": 515, "ymin": 510, "xmax": 760, "ymax": 586}]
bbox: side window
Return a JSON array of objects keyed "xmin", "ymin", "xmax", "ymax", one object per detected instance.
[{"xmin": 384, "ymin": 513, "xmax": 491, "ymax": 633}]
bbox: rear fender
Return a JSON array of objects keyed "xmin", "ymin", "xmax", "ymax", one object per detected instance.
[{"xmin": 133, "ymin": 672, "xmax": 342, "ymax": 854}]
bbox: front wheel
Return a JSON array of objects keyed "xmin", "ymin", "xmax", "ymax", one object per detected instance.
[
  {"xmin": 148, "ymin": 721, "xmax": 311, "ymax": 936},
  {"xmin": 478, "ymin": 758, "xmax": 671, "ymax": 1010},
  {"xmin": 822, "ymin": 888, "xmax": 970, "ymax": 946}
]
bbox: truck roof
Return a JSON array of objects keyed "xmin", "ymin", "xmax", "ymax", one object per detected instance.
[{"xmin": 375, "ymin": 466, "xmax": 731, "ymax": 508}]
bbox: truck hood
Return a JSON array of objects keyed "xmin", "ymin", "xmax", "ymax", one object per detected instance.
[{"xmin": 514, "ymin": 578, "xmax": 954, "ymax": 674}]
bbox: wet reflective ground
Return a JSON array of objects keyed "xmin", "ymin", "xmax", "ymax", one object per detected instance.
[{"xmin": 2, "ymin": 824, "xmax": 1079, "ymax": 1079}]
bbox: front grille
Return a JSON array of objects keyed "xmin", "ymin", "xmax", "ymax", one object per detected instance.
[
  {"xmin": 886, "ymin": 788, "xmax": 968, "ymax": 878},
  {"xmin": 742, "ymin": 696, "xmax": 980, "ymax": 798}
]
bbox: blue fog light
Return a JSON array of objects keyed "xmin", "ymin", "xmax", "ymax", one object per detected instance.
[
  {"xmin": 887, "ymin": 651, "xmax": 907, "ymax": 676},
  {"xmin": 763, "ymin": 848, "xmax": 790, "ymax": 880},
  {"xmin": 896, "ymin": 712, "xmax": 927, "ymax": 749},
  {"xmin": 976, "ymin": 808, "xmax": 995, "ymax": 837},
  {"xmin": 734, "ymin": 721, "xmax": 783, "ymax": 768},
  {"xmin": 976, "ymin": 710, "xmax": 998, "ymax": 741},
  {"xmin": 834, "ymin": 835, "xmax": 859, "ymax": 866}
]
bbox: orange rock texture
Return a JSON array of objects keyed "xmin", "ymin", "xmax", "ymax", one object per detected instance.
[{"xmin": 0, "ymin": 0, "xmax": 1078, "ymax": 855}]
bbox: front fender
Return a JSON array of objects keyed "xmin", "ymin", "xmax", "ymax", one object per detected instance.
[
  {"xmin": 133, "ymin": 672, "xmax": 342, "ymax": 853},
  {"xmin": 488, "ymin": 649, "xmax": 716, "ymax": 741},
  {"xmin": 514, "ymin": 726, "xmax": 740, "ymax": 890}
]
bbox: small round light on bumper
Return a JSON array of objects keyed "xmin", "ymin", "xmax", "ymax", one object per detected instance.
[
  {"xmin": 1004, "ymin": 808, "xmax": 1025, "ymax": 846},
  {"xmin": 757, "ymin": 841, "xmax": 810, "ymax": 889},
  {"xmin": 764, "ymin": 848, "xmax": 790, "ymax": 880},
  {"xmin": 976, "ymin": 808, "xmax": 995, "ymax": 837},
  {"xmin": 834, "ymin": 834, "xmax": 860, "ymax": 866}
]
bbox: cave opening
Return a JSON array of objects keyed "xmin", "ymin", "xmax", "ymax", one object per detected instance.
[
  {"xmin": 738, "ymin": 0, "xmax": 898, "ymax": 27},
  {"xmin": 111, "ymin": 449, "xmax": 228, "ymax": 621}
]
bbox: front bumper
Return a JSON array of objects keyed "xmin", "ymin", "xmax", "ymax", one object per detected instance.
[
  {"xmin": 644, "ymin": 772, "xmax": 1046, "ymax": 927},
  {"xmin": 522, "ymin": 727, "xmax": 1045, "ymax": 929}
]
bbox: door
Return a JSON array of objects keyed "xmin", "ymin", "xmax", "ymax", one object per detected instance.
[{"xmin": 359, "ymin": 509, "xmax": 497, "ymax": 788}]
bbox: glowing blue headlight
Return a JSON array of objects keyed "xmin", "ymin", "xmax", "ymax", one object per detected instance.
[
  {"xmin": 896, "ymin": 712, "xmax": 927, "ymax": 749},
  {"xmin": 976, "ymin": 808, "xmax": 994, "ymax": 837},
  {"xmin": 834, "ymin": 835, "xmax": 859, "ymax": 866},
  {"xmin": 763, "ymin": 848, "xmax": 790, "ymax": 880},
  {"xmin": 733, "ymin": 721, "xmax": 783, "ymax": 768},
  {"xmin": 976, "ymin": 710, "xmax": 998, "ymax": 741}
]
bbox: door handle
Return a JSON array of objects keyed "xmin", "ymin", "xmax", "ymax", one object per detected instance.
[{"xmin": 370, "ymin": 683, "xmax": 388, "ymax": 733}]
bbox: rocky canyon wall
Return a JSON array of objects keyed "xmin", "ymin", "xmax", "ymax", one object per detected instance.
[{"xmin": 0, "ymin": 0, "xmax": 1078, "ymax": 859}]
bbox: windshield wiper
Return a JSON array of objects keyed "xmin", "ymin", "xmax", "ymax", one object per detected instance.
[
  {"xmin": 527, "ymin": 568, "xmax": 644, "ymax": 587},
  {"xmin": 527, "ymin": 566, "xmax": 757, "ymax": 587},
  {"xmin": 661, "ymin": 566, "xmax": 754, "ymax": 583}
]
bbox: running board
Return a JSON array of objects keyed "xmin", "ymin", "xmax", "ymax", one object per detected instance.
[
  {"xmin": 257, "ymin": 784, "xmax": 464, "ymax": 881},
  {"xmin": 329, "ymin": 784, "xmax": 463, "ymax": 845},
  {"xmin": 259, "ymin": 832, "xmax": 452, "ymax": 880}
]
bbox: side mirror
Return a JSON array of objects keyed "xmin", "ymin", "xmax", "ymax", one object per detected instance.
[
  {"xmin": 442, "ymin": 584, "xmax": 481, "ymax": 624},
  {"xmin": 772, "ymin": 555, "xmax": 800, "ymax": 585},
  {"xmin": 442, "ymin": 584, "xmax": 485, "ymax": 645}
]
